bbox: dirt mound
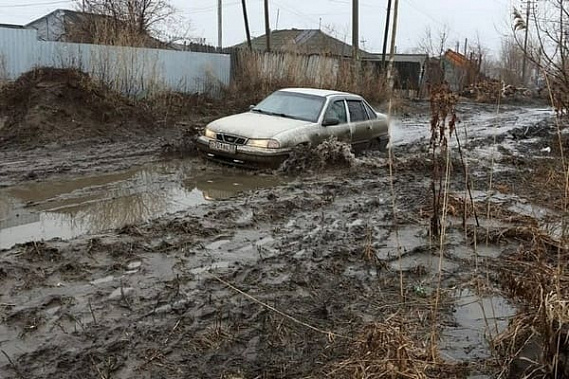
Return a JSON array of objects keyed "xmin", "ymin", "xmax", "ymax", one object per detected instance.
[
  {"xmin": 0, "ymin": 68, "xmax": 154, "ymax": 147},
  {"xmin": 279, "ymin": 137, "xmax": 356, "ymax": 174}
]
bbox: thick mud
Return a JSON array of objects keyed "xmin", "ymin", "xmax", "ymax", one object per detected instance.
[{"xmin": 0, "ymin": 101, "xmax": 567, "ymax": 378}]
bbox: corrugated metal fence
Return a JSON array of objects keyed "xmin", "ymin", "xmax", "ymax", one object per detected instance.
[{"xmin": 0, "ymin": 27, "xmax": 230, "ymax": 96}]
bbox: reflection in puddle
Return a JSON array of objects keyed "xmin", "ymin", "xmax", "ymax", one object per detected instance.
[
  {"xmin": 441, "ymin": 288, "xmax": 516, "ymax": 361},
  {"xmin": 0, "ymin": 161, "xmax": 284, "ymax": 249}
]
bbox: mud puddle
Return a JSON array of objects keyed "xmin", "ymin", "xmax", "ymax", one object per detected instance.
[
  {"xmin": 391, "ymin": 104, "xmax": 553, "ymax": 151},
  {"xmin": 0, "ymin": 160, "xmax": 284, "ymax": 249},
  {"xmin": 441, "ymin": 288, "xmax": 516, "ymax": 361}
]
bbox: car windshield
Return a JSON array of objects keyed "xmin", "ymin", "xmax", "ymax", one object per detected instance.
[{"xmin": 252, "ymin": 91, "xmax": 325, "ymax": 122}]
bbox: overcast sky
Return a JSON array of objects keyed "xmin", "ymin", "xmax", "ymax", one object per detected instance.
[{"xmin": 0, "ymin": 0, "xmax": 515, "ymax": 55}]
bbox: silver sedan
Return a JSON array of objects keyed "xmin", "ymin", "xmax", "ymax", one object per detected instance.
[{"xmin": 196, "ymin": 88, "xmax": 389, "ymax": 166}]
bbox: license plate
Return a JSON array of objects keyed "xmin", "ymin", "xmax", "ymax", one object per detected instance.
[{"xmin": 209, "ymin": 141, "xmax": 237, "ymax": 154}]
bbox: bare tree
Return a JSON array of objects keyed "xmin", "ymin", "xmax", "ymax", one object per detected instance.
[
  {"xmin": 71, "ymin": 0, "xmax": 176, "ymax": 46},
  {"xmin": 414, "ymin": 25, "xmax": 450, "ymax": 58},
  {"xmin": 512, "ymin": 0, "xmax": 569, "ymax": 111},
  {"xmin": 497, "ymin": 37, "xmax": 527, "ymax": 85}
]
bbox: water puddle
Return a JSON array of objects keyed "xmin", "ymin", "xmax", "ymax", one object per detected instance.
[
  {"xmin": 0, "ymin": 160, "xmax": 284, "ymax": 249},
  {"xmin": 441, "ymin": 288, "xmax": 516, "ymax": 361},
  {"xmin": 388, "ymin": 252, "xmax": 459, "ymax": 273},
  {"xmin": 391, "ymin": 106, "xmax": 552, "ymax": 148}
]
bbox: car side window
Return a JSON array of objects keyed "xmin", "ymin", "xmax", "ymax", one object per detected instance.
[
  {"xmin": 324, "ymin": 100, "xmax": 347, "ymax": 123},
  {"xmin": 363, "ymin": 102, "xmax": 378, "ymax": 119},
  {"xmin": 347, "ymin": 100, "xmax": 368, "ymax": 122}
]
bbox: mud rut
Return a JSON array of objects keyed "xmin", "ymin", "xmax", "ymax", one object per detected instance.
[{"xmin": 0, "ymin": 102, "xmax": 566, "ymax": 378}]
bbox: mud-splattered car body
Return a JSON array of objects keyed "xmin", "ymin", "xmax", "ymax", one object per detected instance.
[{"xmin": 196, "ymin": 88, "xmax": 389, "ymax": 166}]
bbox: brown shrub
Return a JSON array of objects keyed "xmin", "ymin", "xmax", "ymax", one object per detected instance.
[{"xmin": 230, "ymin": 49, "xmax": 390, "ymax": 106}]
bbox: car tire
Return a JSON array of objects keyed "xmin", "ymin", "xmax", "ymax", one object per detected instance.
[{"xmin": 376, "ymin": 136, "xmax": 389, "ymax": 152}]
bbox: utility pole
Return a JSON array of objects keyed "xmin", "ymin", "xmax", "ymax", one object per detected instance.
[
  {"xmin": 522, "ymin": 0, "xmax": 531, "ymax": 85},
  {"xmin": 264, "ymin": 0, "xmax": 271, "ymax": 52},
  {"xmin": 217, "ymin": 0, "xmax": 222, "ymax": 50},
  {"xmin": 463, "ymin": 37, "xmax": 468, "ymax": 55},
  {"xmin": 381, "ymin": 0, "xmax": 392, "ymax": 68},
  {"xmin": 241, "ymin": 0, "xmax": 252, "ymax": 50},
  {"xmin": 352, "ymin": 0, "xmax": 359, "ymax": 60},
  {"xmin": 387, "ymin": 0, "xmax": 399, "ymax": 91}
]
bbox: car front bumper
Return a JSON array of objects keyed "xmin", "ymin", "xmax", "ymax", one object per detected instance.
[{"xmin": 196, "ymin": 136, "xmax": 292, "ymax": 167}]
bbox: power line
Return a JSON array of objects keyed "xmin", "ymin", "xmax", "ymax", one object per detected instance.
[
  {"xmin": 186, "ymin": 1, "xmax": 241, "ymax": 14},
  {"xmin": 272, "ymin": 0, "xmax": 351, "ymax": 40},
  {"xmin": 405, "ymin": 0, "xmax": 467, "ymax": 44},
  {"xmin": 0, "ymin": 1, "xmax": 70, "ymax": 8}
]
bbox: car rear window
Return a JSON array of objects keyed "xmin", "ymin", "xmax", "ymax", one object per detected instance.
[
  {"xmin": 347, "ymin": 100, "xmax": 368, "ymax": 122},
  {"xmin": 253, "ymin": 92, "xmax": 325, "ymax": 122}
]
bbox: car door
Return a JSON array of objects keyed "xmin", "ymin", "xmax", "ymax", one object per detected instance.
[
  {"xmin": 314, "ymin": 98, "xmax": 351, "ymax": 144},
  {"xmin": 363, "ymin": 101, "xmax": 387, "ymax": 138},
  {"xmin": 347, "ymin": 99, "xmax": 372, "ymax": 144}
]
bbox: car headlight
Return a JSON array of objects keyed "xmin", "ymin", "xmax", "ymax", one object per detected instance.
[
  {"xmin": 204, "ymin": 128, "xmax": 217, "ymax": 139},
  {"xmin": 246, "ymin": 139, "xmax": 280, "ymax": 149}
]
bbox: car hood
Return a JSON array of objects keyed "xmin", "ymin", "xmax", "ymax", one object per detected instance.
[{"xmin": 207, "ymin": 112, "xmax": 313, "ymax": 139}]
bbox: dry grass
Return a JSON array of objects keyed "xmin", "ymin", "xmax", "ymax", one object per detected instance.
[
  {"xmin": 231, "ymin": 49, "xmax": 390, "ymax": 105},
  {"xmin": 492, "ymin": 224, "xmax": 569, "ymax": 377},
  {"xmin": 328, "ymin": 315, "xmax": 465, "ymax": 378},
  {"xmin": 484, "ymin": 66, "xmax": 569, "ymax": 377}
]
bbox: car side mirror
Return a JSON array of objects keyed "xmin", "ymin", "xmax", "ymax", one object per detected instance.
[
  {"xmin": 322, "ymin": 117, "xmax": 340, "ymax": 126},
  {"xmin": 249, "ymin": 104, "xmax": 256, "ymax": 110}
]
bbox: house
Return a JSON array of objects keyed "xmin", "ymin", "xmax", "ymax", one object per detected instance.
[
  {"xmin": 232, "ymin": 29, "xmax": 431, "ymax": 93},
  {"xmin": 24, "ymin": 9, "xmax": 164, "ymax": 48},
  {"xmin": 26, "ymin": 9, "xmax": 98, "ymax": 42},
  {"xmin": 439, "ymin": 49, "xmax": 481, "ymax": 91},
  {"xmin": 231, "ymin": 28, "xmax": 375, "ymax": 58}
]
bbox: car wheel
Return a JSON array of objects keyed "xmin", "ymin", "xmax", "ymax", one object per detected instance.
[{"xmin": 377, "ymin": 137, "xmax": 389, "ymax": 151}]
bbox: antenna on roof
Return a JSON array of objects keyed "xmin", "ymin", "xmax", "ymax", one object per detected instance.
[
  {"xmin": 275, "ymin": 8, "xmax": 280, "ymax": 30},
  {"xmin": 319, "ymin": 18, "xmax": 322, "ymax": 30}
]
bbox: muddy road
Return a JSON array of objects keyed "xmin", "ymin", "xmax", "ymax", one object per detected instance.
[{"xmin": 0, "ymin": 102, "xmax": 567, "ymax": 378}]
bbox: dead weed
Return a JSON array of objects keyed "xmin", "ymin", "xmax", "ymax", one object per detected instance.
[{"xmin": 328, "ymin": 316, "xmax": 465, "ymax": 378}]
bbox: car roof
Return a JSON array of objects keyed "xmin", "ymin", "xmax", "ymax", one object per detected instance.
[{"xmin": 278, "ymin": 88, "xmax": 357, "ymax": 98}]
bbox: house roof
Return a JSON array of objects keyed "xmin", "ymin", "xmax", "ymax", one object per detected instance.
[
  {"xmin": 25, "ymin": 8, "xmax": 167, "ymax": 48},
  {"xmin": 444, "ymin": 49, "xmax": 471, "ymax": 68},
  {"xmin": 232, "ymin": 29, "xmax": 374, "ymax": 58},
  {"xmin": 0, "ymin": 23, "xmax": 24, "ymax": 29},
  {"xmin": 25, "ymin": 9, "xmax": 113, "ymax": 27}
]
